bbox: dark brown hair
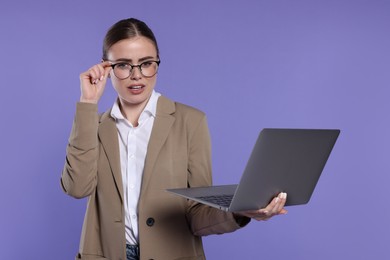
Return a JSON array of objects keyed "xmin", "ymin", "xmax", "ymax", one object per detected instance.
[{"xmin": 102, "ymin": 18, "xmax": 159, "ymax": 60}]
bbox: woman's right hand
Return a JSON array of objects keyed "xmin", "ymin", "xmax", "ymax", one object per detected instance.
[{"xmin": 79, "ymin": 61, "xmax": 112, "ymax": 104}]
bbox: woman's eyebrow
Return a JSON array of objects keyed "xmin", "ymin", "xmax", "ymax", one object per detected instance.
[
  {"xmin": 138, "ymin": 56, "xmax": 156, "ymax": 62},
  {"xmin": 113, "ymin": 56, "xmax": 156, "ymax": 63}
]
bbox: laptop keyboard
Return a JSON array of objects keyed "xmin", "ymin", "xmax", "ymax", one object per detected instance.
[{"xmin": 196, "ymin": 194, "xmax": 234, "ymax": 208}]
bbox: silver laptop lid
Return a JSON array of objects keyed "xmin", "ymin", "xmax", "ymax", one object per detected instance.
[{"xmin": 229, "ymin": 128, "xmax": 340, "ymax": 212}]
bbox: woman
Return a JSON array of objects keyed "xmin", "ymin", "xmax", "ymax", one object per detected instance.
[{"xmin": 61, "ymin": 18, "xmax": 287, "ymax": 260}]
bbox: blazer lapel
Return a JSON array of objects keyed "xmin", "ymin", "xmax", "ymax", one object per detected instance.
[
  {"xmin": 98, "ymin": 111, "xmax": 124, "ymax": 203},
  {"xmin": 141, "ymin": 96, "xmax": 175, "ymax": 197}
]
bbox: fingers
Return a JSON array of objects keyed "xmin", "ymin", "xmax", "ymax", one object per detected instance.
[
  {"xmin": 79, "ymin": 61, "xmax": 112, "ymax": 104},
  {"xmin": 86, "ymin": 61, "xmax": 112, "ymax": 85},
  {"xmin": 270, "ymin": 192, "xmax": 287, "ymax": 214},
  {"xmin": 263, "ymin": 192, "xmax": 287, "ymax": 217},
  {"xmin": 234, "ymin": 192, "xmax": 288, "ymax": 221}
]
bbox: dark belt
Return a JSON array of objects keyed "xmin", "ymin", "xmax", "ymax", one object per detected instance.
[{"xmin": 126, "ymin": 244, "xmax": 140, "ymax": 260}]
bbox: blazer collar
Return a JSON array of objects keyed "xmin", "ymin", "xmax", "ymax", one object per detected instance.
[
  {"xmin": 98, "ymin": 110, "xmax": 124, "ymax": 203},
  {"xmin": 141, "ymin": 96, "xmax": 176, "ymax": 197},
  {"xmin": 97, "ymin": 95, "xmax": 176, "ymax": 204}
]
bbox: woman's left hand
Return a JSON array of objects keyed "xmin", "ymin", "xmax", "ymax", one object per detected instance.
[{"xmin": 234, "ymin": 192, "xmax": 288, "ymax": 221}]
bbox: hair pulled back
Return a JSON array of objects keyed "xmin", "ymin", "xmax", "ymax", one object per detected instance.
[{"xmin": 102, "ymin": 18, "xmax": 159, "ymax": 60}]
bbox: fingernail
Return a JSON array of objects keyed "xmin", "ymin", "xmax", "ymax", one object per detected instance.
[
  {"xmin": 275, "ymin": 197, "xmax": 280, "ymax": 203},
  {"xmin": 100, "ymin": 75, "xmax": 104, "ymax": 81}
]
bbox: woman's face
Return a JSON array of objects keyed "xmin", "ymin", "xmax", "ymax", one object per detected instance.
[{"xmin": 107, "ymin": 36, "xmax": 159, "ymax": 110}]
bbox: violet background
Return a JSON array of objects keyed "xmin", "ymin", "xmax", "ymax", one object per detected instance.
[{"xmin": 1, "ymin": 0, "xmax": 389, "ymax": 259}]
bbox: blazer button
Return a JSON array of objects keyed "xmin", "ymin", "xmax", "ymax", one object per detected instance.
[{"xmin": 146, "ymin": 217, "xmax": 155, "ymax": 227}]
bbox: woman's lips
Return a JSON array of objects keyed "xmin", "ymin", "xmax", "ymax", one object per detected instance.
[{"xmin": 127, "ymin": 84, "xmax": 145, "ymax": 94}]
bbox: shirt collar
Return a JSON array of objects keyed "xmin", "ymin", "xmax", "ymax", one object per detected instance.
[{"xmin": 110, "ymin": 90, "xmax": 161, "ymax": 121}]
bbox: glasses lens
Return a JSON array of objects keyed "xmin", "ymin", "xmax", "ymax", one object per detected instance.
[
  {"xmin": 113, "ymin": 63, "xmax": 132, "ymax": 80},
  {"xmin": 140, "ymin": 61, "xmax": 159, "ymax": 77}
]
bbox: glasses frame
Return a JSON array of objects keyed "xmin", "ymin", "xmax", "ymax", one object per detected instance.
[{"xmin": 109, "ymin": 60, "xmax": 161, "ymax": 79}]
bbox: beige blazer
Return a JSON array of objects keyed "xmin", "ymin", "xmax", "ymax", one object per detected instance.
[{"xmin": 61, "ymin": 96, "xmax": 248, "ymax": 260}]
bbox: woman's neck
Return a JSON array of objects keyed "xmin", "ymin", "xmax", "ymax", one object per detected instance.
[{"xmin": 118, "ymin": 98, "xmax": 149, "ymax": 127}]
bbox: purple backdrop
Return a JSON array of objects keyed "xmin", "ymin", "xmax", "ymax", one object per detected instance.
[{"xmin": 1, "ymin": 0, "xmax": 389, "ymax": 259}]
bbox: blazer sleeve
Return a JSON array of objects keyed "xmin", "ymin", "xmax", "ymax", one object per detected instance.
[
  {"xmin": 61, "ymin": 102, "xmax": 99, "ymax": 199},
  {"xmin": 185, "ymin": 114, "xmax": 250, "ymax": 236}
]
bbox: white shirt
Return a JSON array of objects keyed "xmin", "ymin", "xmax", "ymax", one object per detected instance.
[{"xmin": 110, "ymin": 90, "xmax": 161, "ymax": 245}]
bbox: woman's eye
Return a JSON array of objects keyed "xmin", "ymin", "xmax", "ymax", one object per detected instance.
[
  {"xmin": 141, "ymin": 61, "xmax": 153, "ymax": 68},
  {"xmin": 116, "ymin": 63, "xmax": 131, "ymax": 69}
]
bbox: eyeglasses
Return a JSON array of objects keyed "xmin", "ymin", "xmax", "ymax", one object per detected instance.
[{"xmin": 110, "ymin": 60, "xmax": 160, "ymax": 79}]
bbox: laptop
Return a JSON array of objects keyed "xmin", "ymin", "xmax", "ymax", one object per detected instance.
[{"xmin": 167, "ymin": 128, "xmax": 340, "ymax": 212}]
